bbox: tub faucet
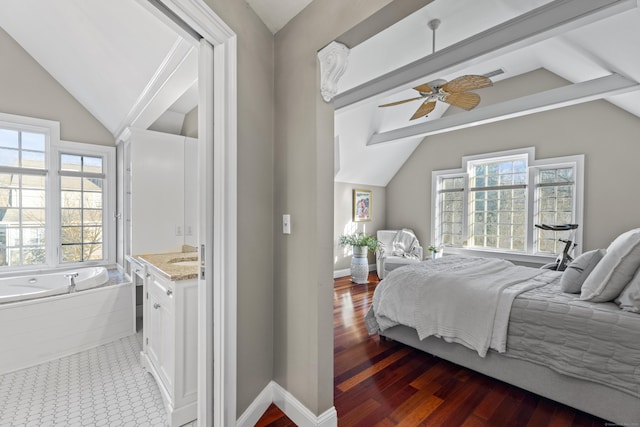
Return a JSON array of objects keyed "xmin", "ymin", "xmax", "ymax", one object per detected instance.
[{"xmin": 65, "ymin": 272, "xmax": 79, "ymax": 292}]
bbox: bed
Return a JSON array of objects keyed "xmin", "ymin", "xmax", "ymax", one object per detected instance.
[{"xmin": 365, "ymin": 229, "xmax": 640, "ymax": 425}]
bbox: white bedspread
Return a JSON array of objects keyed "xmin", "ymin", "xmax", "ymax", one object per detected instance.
[{"xmin": 365, "ymin": 256, "xmax": 553, "ymax": 357}]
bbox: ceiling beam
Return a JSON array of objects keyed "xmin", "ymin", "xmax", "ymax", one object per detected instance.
[
  {"xmin": 333, "ymin": 0, "xmax": 639, "ymax": 110},
  {"xmin": 368, "ymin": 73, "xmax": 640, "ymax": 145}
]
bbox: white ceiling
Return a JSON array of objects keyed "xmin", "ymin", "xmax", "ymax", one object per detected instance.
[
  {"xmin": 334, "ymin": 0, "xmax": 640, "ymax": 186},
  {"xmin": 0, "ymin": 0, "xmax": 198, "ymax": 139},
  {"xmin": 246, "ymin": 0, "xmax": 313, "ymax": 34}
]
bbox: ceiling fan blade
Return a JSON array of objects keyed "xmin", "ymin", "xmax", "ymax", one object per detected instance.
[
  {"xmin": 378, "ymin": 96, "xmax": 423, "ymax": 107},
  {"xmin": 442, "ymin": 92, "xmax": 481, "ymax": 110},
  {"xmin": 412, "ymin": 83, "xmax": 434, "ymax": 94},
  {"xmin": 441, "ymin": 75, "xmax": 493, "ymax": 93},
  {"xmin": 410, "ymin": 100, "xmax": 436, "ymax": 120}
]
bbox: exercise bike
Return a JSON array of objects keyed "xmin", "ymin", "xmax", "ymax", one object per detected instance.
[{"xmin": 534, "ymin": 223, "xmax": 579, "ymax": 271}]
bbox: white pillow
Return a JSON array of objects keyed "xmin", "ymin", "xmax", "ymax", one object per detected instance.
[
  {"xmin": 615, "ymin": 268, "xmax": 640, "ymax": 313},
  {"xmin": 580, "ymin": 228, "xmax": 640, "ymax": 302},
  {"xmin": 560, "ymin": 249, "xmax": 605, "ymax": 294}
]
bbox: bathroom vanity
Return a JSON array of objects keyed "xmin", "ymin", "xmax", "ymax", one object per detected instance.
[{"xmin": 136, "ymin": 251, "xmax": 198, "ymax": 427}]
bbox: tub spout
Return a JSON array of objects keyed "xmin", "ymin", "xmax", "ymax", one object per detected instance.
[{"xmin": 65, "ymin": 272, "xmax": 79, "ymax": 292}]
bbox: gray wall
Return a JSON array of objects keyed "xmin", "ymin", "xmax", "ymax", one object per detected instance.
[
  {"xmin": 0, "ymin": 27, "xmax": 114, "ymax": 146},
  {"xmin": 271, "ymin": 0, "xmax": 434, "ymax": 416},
  {"xmin": 334, "ymin": 182, "xmax": 386, "ymax": 271},
  {"xmin": 387, "ymin": 69, "xmax": 640, "ymax": 253}
]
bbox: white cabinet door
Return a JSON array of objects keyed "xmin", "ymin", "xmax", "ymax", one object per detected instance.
[{"xmin": 147, "ymin": 275, "xmax": 175, "ymax": 393}]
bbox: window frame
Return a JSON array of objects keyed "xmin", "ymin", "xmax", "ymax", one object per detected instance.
[
  {"xmin": 431, "ymin": 147, "xmax": 584, "ymax": 264},
  {"xmin": 0, "ymin": 113, "xmax": 115, "ymax": 273},
  {"xmin": 54, "ymin": 141, "xmax": 115, "ymax": 266}
]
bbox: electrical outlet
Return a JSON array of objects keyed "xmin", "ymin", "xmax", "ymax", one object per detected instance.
[{"xmin": 176, "ymin": 225, "xmax": 183, "ymax": 236}]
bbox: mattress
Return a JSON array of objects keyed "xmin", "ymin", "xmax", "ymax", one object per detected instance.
[{"xmin": 506, "ymin": 279, "xmax": 640, "ymax": 398}]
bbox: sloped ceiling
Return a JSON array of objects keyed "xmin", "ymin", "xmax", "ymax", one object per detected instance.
[
  {"xmin": 333, "ymin": 0, "xmax": 640, "ymax": 187},
  {"xmin": 0, "ymin": 0, "xmax": 198, "ymax": 139}
]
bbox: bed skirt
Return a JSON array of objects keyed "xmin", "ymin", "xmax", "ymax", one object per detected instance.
[{"xmin": 380, "ymin": 325, "xmax": 640, "ymax": 425}]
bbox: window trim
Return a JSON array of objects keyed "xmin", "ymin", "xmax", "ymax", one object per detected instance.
[
  {"xmin": 431, "ymin": 147, "xmax": 584, "ymax": 264},
  {"xmin": 0, "ymin": 113, "xmax": 115, "ymax": 273}
]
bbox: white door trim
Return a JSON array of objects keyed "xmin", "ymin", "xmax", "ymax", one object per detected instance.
[{"xmin": 153, "ymin": 1, "xmax": 238, "ymax": 426}]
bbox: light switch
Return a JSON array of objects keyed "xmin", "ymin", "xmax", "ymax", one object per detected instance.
[{"xmin": 283, "ymin": 214, "xmax": 291, "ymax": 234}]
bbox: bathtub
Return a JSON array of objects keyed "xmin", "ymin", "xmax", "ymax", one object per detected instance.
[
  {"xmin": 0, "ymin": 267, "xmax": 110, "ymax": 304},
  {"xmin": 0, "ymin": 267, "xmax": 134, "ymax": 375}
]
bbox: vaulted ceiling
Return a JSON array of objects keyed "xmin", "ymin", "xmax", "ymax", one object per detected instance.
[
  {"xmin": 333, "ymin": 0, "xmax": 640, "ymax": 186},
  {"xmin": 0, "ymin": 0, "xmax": 199, "ymax": 139}
]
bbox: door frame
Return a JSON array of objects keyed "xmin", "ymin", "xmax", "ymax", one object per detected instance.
[{"xmin": 152, "ymin": 1, "xmax": 238, "ymax": 426}]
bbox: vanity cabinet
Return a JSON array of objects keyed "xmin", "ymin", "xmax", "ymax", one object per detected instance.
[{"xmin": 141, "ymin": 267, "xmax": 198, "ymax": 427}]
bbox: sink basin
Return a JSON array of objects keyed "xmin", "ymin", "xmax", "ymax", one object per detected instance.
[
  {"xmin": 168, "ymin": 257, "xmax": 199, "ymax": 267},
  {"xmin": 171, "ymin": 260, "xmax": 199, "ymax": 267}
]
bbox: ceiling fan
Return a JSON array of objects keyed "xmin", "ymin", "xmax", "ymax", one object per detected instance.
[
  {"xmin": 378, "ymin": 18, "xmax": 493, "ymax": 120},
  {"xmin": 378, "ymin": 74, "xmax": 493, "ymax": 120}
]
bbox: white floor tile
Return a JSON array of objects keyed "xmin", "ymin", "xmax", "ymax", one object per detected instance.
[{"xmin": 0, "ymin": 332, "xmax": 178, "ymax": 427}]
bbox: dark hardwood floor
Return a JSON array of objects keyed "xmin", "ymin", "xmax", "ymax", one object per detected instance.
[{"xmin": 255, "ymin": 273, "xmax": 611, "ymax": 427}]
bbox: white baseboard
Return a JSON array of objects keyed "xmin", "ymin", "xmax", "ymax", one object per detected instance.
[
  {"xmin": 236, "ymin": 382, "xmax": 273, "ymax": 427},
  {"xmin": 237, "ymin": 381, "xmax": 337, "ymax": 427},
  {"xmin": 333, "ymin": 264, "xmax": 376, "ymax": 279}
]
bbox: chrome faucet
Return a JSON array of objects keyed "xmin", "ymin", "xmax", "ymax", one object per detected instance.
[{"xmin": 65, "ymin": 272, "xmax": 79, "ymax": 292}]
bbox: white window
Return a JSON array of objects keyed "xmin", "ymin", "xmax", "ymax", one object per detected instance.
[
  {"xmin": 432, "ymin": 148, "xmax": 583, "ymax": 261},
  {"xmin": 0, "ymin": 113, "xmax": 115, "ymax": 270},
  {"xmin": 0, "ymin": 126, "xmax": 47, "ymax": 267}
]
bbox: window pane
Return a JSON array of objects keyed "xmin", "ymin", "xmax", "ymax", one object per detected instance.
[
  {"xmin": 22, "ymin": 132, "xmax": 45, "ymax": 152},
  {"xmin": 61, "ymin": 226, "xmax": 82, "ymax": 244},
  {"xmin": 21, "ymin": 189, "xmax": 45, "ymax": 208},
  {"xmin": 59, "ymin": 159, "xmax": 105, "ymax": 263},
  {"xmin": 468, "ymin": 156, "xmax": 528, "ymax": 251},
  {"xmin": 61, "ymin": 190, "xmax": 82, "ymax": 208},
  {"xmin": 83, "ymin": 209, "xmax": 103, "ymax": 225},
  {"xmin": 4, "ymin": 226, "xmax": 20, "ymax": 246},
  {"xmin": 0, "ymin": 126, "xmax": 50, "ymax": 267},
  {"xmin": 22, "ymin": 247, "xmax": 46, "ymax": 265},
  {"xmin": 83, "ymin": 226, "xmax": 102, "ymax": 244},
  {"xmin": 62, "ymin": 245, "xmax": 82, "ymax": 263},
  {"xmin": 0, "ymin": 148, "xmax": 19, "ymax": 167},
  {"xmin": 22, "ymin": 150, "xmax": 45, "ymax": 169},
  {"xmin": 61, "ymin": 209, "xmax": 82, "ymax": 226},
  {"xmin": 84, "ymin": 156, "xmax": 103, "ymax": 174},
  {"xmin": 0, "ymin": 129, "xmax": 19, "ymax": 149},
  {"xmin": 61, "ymin": 176, "xmax": 80, "ymax": 191},
  {"xmin": 22, "ymin": 209, "xmax": 45, "ymax": 224},
  {"xmin": 61, "ymin": 154, "xmax": 82, "ymax": 172},
  {"xmin": 22, "ymin": 227, "xmax": 45, "ymax": 246},
  {"xmin": 84, "ymin": 243, "xmax": 102, "ymax": 261},
  {"xmin": 535, "ymin": 166, "xmax": 576, "ymax": 254},
  {"xmin": 438, "ymin": 176, "xmax": 465, "ymax": 247}
]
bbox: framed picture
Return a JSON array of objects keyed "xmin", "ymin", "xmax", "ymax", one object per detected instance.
[{"xmin": 353, "ymin": 189, "xmax": 372, "ymax": 222}]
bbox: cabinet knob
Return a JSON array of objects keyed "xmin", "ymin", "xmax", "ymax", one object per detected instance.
[
  {"xmin": 166, "ymin": 289, "xmax": 173, "ymax": 296},
  {"xmin": 153, "ymin": 303, "xmax": 160, "ymax": 309}
]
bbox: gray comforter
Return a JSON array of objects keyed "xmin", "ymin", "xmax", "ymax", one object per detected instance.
[
  {"xmin": 507, "ymin": 280, "xmax": 640, "ymax": 397},
  {"xmin": 366, "ymin": 256, "xmax": 640, "ymax": 398}
]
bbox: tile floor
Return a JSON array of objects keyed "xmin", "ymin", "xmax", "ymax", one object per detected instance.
[{"xmin": 0, "ymin": 331, "xmax": 189, "ymax": 427}]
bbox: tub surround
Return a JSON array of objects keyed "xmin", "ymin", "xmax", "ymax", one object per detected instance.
[
  {"xmin": 136, "ymin": 250, "xmax": 199, "ymax": 281},
  {"xmin": 0, "ymin": 275, "xmax": 134, "ymax": 375}
]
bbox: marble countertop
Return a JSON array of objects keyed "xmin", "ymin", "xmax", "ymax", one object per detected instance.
[{"xmin": 136, "ymin": 251, "xmax": 199, "ymax": 281}]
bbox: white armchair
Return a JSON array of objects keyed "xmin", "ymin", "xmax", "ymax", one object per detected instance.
[{"xmin": 376, "ymin": 229, "xmax": 424, "ymax": 280}]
